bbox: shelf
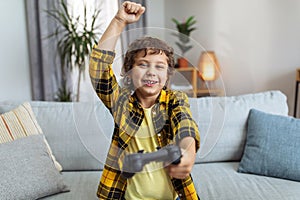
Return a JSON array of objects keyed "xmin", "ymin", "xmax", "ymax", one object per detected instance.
[
  {"xmin": 182, "ymin": 89, "xmax": 224, "ymax": 97},
  {"xmin": 173, "ymin": 67, "xmax": 223, "ymax": 97},
  {"xmin": 174, "ymin": 67, "xmax": 198, "ymax": 97}
]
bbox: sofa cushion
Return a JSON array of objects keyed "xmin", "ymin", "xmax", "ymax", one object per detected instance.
[
  {"xmin": 0, "ymin": 101, "xmax": 114, "ymax": 171},
  {"xmin": 0, "ymin": 90, "xmax": 288, "ymax": 169},
  {"xmin": 0, "ymin": 135, "xmax": 68, "ymax": 200},
  {"xmin": 192, "ymin": 162, "xmax": 300, "ymax": 200},
  {"xmin": 0, "ymin": 102, "xmax": 62, "ymax": 171},
  {"xmin": 189, "ymin": 90, "xmax": 288, "ymax": 163},
  {"xmin": 40, "ymin": 171, "xmax": 100, "ymax": 200},
  {"xmin": 237, "ymin": 109, "xmax": 300, "ymax": 181},
  {"xmin": 32, "ymin": 101, "xmax": 113, "ymax": 171}
]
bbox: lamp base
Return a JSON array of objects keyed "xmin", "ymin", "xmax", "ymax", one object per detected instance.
[{"xmin": 177, "ymin": 57, "xmax": 188, "ymax": 68}]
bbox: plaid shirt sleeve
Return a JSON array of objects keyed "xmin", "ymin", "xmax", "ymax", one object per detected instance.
[
  {"xmin": 169, "ymin": 91, "xmax": 200, "ymax": 151},
  {"xmin": 89, "ymin": 48, "xmax": 127, "ymax": 199},
  {"xmin": 168, "ymin": 91, "xmax": 200, "ymax": 200},
  {"xmin": 89, "ymin": 47, "xmax": 120, "ymax": 113}
]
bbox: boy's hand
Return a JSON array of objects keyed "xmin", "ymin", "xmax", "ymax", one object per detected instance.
[
  {"xmin": 115, "ymin": 1, "xmax": 146, "ymax": 25},
  {"xmin": 166, "ymin": 137, "xmax": 196, "ymax": 179}
]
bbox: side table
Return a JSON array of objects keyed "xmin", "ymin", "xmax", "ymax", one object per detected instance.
[
  {"xmin": 175, "ymin": 67, "xmax": 198, "ymax": 97},
  {"xmin": 294, "ymin": 68, "xmax": 300, "ymax": 117},
  {"xmin": 173, "ymin": 67, "xmax": 224, "ymax": 97}
]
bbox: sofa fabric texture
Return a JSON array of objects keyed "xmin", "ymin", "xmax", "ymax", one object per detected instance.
[
  {"xmin": 0, "ymin": 102, "xmax": 62, "ymax": 171},
  {"xmin": 189, "ymin": 90, "xmax": 288, "ymax": 163},
  {"xmin": 0, "ymin": 101, "xmax": 113, "ymax": 171},
  {"xmin": 238, "ymin": 109, "xmax": 300, "ymax": 182},
  {"xmin": 1, "ymin": 90, "xmax": 300, "ymax": 200},
  {"xmin": 192, "ymin": 162, "xmax": 300, "ymax": 200},
  {"xmin": 0, "ymin": 135, "xmax": 68, "ymax": 200}
]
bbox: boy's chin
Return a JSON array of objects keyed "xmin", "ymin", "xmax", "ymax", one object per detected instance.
[{"xmin": 135, "ymin": 87, "xmax": 162, "ymax": 96}]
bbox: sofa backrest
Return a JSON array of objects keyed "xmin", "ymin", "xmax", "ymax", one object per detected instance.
[
  {"xmin": 0, "ymin": 101, "xmax": 113, "ymax": 171},
  {"xmin": 0, "ymin": 90, "xmax": 289, "ymax": 170},
  {"xmin": 189, "ymin": 90, "xmax": 289, "ymax": 163}
]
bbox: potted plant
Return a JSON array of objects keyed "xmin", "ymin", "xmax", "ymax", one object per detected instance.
[
  {"xmin": 172, "ymin": 16, "xmax": 197, "ymax": 68},
  {"xmin": 46, "ymin": 0, "xmax": 100, "ymax": 101}
]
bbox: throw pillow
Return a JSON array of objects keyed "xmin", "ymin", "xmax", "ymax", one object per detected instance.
[
  {"xmin": 238, "ymin": 109, "xmax": 300, "ymax": 181},
  {"xmin": 0, "ymin": 102, "xmax": 62, "ymax": 171},
  {"xmin": 0, "ymin": 135, "xmax": 68, "ymax": 199}
]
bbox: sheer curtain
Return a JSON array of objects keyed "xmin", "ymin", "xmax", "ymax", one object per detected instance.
[
  {"xmin": 66, "ymin": 0, "xmax": 121, "ymax": 102},
  {"xmin": 25, "ymin": 0, "xmax": 146, "ymax": 101},
  {"xmin": 71, "ymin": 0, "xmax": 147, "ymax": 102}
]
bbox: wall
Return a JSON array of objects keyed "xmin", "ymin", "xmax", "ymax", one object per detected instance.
[
  {"xmin": 1, "ymin": 0, "xmax": 300, "ymax": 115},
  {"xmin": 148, "ymin": 0, "xmax": 300, "ymax": 115},
  {"xmin": 146, "ymin": 0, "xmax": 165, "ymax": 28},
  {"xmin": 0, "ymin": 1, "xmax": 31, "ymax": 101}
]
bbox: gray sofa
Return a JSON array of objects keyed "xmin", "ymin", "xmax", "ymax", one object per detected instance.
[{"xmin": 1, "ymin": 90, "xmax": 300, "ymax": 200}]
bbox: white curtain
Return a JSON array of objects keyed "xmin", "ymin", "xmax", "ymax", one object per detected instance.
[
  {"xmin": 26, "ymin": 0, "xmax": 146, "ymax": 102},
  {"xmin": 67, "ymin": 0, "xmax": 124, "ymax": 102},
  {"xmin": 68, "ymin": 0, "xmax": 147, "ymax": 102}
]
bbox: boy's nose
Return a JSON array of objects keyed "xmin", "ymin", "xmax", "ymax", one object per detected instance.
[{"xmin": 146, "ymin": 66, "xmax": 156, "ymax": 76}]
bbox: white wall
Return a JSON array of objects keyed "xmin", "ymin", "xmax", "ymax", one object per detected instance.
[
  {"xmin": 148, "ymin": 0, "xmax": 300, "ymax": 115},
  {"xmin": 146, "ymin": 0, "xmax": 165, "ymax": 28},
  {"xmin": 0, "ymin": 1, "xmax": 31, "ymax": 101},
  {"xmin": 1, "ymin": 0, "xmax": 300, "ymax": 115}
]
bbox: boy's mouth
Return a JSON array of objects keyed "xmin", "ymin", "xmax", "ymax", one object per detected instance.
[{"xmin": 142, "ymin": 80, "xmax": 158, "ymax": 86}]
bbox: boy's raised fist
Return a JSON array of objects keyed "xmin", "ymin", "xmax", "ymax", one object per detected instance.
[{"xmin": 115, "ymin": 1, "xmax": 146, "ymax": 24}]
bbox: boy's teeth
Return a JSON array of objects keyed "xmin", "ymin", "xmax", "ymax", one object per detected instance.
[{"xmin": 145, "ymin": 80, "xmax": 155, "ymax": 84}]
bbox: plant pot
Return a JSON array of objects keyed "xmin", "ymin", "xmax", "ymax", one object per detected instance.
[{"xmin": 178, "ymin": 57, "xmax": 189, "ymax": 68}]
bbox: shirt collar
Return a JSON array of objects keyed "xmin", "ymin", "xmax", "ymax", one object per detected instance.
[{"xmin": 128, "ymin": 89, "xmax": 168, "ymax": 107}]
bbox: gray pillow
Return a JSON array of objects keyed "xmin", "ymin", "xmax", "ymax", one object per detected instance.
[
  {"xmin": 0, "ymin": 135, "xmax": 69, "ymax": 200},
  {"xmin": 238, "ymin": 109, "xmax": 300, "ymax": 181}
]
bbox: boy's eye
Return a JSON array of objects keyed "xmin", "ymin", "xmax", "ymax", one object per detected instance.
[
  {"xmin": 156, "ymin": 65, "xmax": 166, "ymax": 69},
  {"xmin": 138, "ymin": 63, "xmax": 148, "ymax": 67}
]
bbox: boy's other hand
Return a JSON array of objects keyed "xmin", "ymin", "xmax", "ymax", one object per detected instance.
[
  {"xmin": 115, "ymin": 1, "xmax": 146, "ymax": 25},
  {"xmin": 166, "ymin": 137, "xmax": 196, "ymax": 179}
]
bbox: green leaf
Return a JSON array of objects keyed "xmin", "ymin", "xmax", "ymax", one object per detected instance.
[
  {"xmin": 172, "ymin": 18, "xmax": 180, "ymax": 25},
  {"xmin": 186, "ymin": 16, "xmax": 196, "ymax": 26},
  {"xmin": 45, "ymin": 0, "xmax": 101, "ymax": 101}
]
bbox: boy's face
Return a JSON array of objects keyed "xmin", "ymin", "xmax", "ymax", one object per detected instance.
[{"xmin": 131, "ymin": 50, "xmax": 169, "ymax": 100}]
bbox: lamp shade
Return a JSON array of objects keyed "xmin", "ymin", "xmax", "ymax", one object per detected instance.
[{"xmin": 198, "ymin": 51, "xmax": 220, "ymax": 81}]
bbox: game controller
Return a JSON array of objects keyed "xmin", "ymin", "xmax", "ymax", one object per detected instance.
[{"xmin": 121, "ymin": 145, "xmax": 181, "ymax": 178}]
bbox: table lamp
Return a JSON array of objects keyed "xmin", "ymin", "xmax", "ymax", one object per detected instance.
[{"xmin": 198, "ymin": 51, "xmax": 220, "ymax": 88}]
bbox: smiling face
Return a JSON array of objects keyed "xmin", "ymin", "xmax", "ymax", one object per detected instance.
[{"xmin": 130, "ymin": 49, "xmax": 169, "ymax": 105}]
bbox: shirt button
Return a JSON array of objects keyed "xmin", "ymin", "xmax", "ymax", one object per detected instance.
[
  {"xmin": 152, "ymin": 111, "xmax": 156, "ymax": 115},
  {"xmin": 157, "ymin": 133, "xmax": 161, "ymax": 137},
  {"xmin": 179, "ymin": 193, "xmax": 182, "ymax": 197}
]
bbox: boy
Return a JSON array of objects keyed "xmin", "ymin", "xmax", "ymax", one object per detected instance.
[{"xmin": 89, "ymin": 1, "xmax": 200, "ymax": 199}]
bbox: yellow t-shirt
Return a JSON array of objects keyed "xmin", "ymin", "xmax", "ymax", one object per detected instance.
[{"xmin": 124, "ymin": 107, "xmax": 177, "ymax": 200}]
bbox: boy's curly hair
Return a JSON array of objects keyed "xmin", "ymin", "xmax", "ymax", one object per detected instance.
[{"xmin": 121, "ymin": 37, "xmax": 175, "ymax": 87}]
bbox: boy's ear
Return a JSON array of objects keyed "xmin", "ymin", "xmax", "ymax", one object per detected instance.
[
  {"xmin": 124, "ymin": 75, "xmax": 132, "ymax": 86},
  {"xmin": 164, "ymin": 78, "xmax": 169, "ymax": 88}
]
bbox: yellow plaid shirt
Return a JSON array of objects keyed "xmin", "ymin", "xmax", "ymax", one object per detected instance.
[{"xmin": 89, "ymin": 48, "xmax": 200, "ymax": 200}]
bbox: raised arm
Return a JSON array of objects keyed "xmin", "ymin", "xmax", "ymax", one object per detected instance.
[
  {"xmin": 96, "ymin": 1, "xmax": 145, "ymax": 51},
  {"xmin": 90, "ymin": 1, "xmax": 145, "ymax": 112}
]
